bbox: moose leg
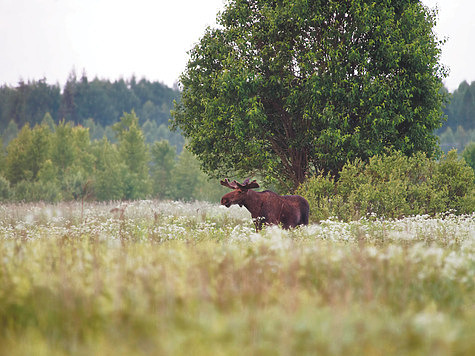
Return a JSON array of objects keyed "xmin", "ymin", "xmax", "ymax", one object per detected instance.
[{"xmin": 253, "ymin": 216, "xmax": 265, "ymax": 232}]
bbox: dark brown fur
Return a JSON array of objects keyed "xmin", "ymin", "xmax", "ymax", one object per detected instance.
[{"xmin": 220, "ymin": 179, "xmax": 309, "ymax": 231}]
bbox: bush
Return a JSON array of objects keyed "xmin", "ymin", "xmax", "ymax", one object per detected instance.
[
  {"xmin": 295, "ymin": 173, "xmax": 340, "ymax": 222},
  {"xmin": 436, "ymin": 150, "xmax": 475, "ymax": 214},
  {"xmin": 297, "ymin": 151, "xmax": 475, "ymax": 222}
]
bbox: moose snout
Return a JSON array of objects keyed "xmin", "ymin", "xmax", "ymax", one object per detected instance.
[{"xmin": 221, "ymin": 197, "xmax": 231, "ymax": 208}]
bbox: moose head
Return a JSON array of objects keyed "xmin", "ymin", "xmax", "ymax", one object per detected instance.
[
  {"xmin": 220, "ymin": 178, "xmax": 259, "ymax": 208},
  {"xmin": 220, "ymin": 178, "xmax": 309, "ymax": 231}
]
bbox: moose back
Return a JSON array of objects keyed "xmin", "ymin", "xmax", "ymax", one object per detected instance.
[{"xmin": 220, "ymin": 178, "xmax": 309, "ymax": 231}]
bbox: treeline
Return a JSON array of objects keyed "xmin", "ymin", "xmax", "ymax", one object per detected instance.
[
  {"xmin": 0, "ymin": 74, "xmax": 181, "ymax": 143},
  {"xmin": 0, "ymin": 75, "xmax": 184, "ymax": 151},
  {"xmin": 0, "ymin": 112, "xmax": 227, "ymax": 203}
]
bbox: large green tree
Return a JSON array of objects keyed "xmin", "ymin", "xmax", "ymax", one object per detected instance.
[
  {"xmin": 172, "ymin": 0, "xmax": 447, "ymax": 191},
  {"xmin": 4, "ymin": 124, "xmax": 51, "ymax": 184}
]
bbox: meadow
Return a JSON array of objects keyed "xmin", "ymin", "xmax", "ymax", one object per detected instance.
[{"xmin": 0, "ymin": 200, "xmax": 474, "ymax": 355}]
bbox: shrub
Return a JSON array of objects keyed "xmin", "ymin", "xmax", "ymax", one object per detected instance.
[
  {"xmin": 297, "ymin": 151, "xmax": 475, "ymax": 222},
  {"xmin": 435, "ymin": 150, "xmax": 475, "ymax": 214},
  {"xmin": 294, "ymin": 173, "xmax": 340, "ymax": 222}
]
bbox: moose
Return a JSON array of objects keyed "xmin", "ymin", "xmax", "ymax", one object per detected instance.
[{"xmin": 220, "ymin": 178, "xmax": 309, "ymax": 231}]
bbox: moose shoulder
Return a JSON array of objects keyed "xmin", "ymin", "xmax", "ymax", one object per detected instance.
[{"xmin": 220, "ymin": 178, "xmax": 309, "ymax": 231}]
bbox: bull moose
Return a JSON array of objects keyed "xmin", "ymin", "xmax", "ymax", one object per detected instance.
[{"xmin": 220, "ymin": 178, "xmax": 309, "ymax": 231}]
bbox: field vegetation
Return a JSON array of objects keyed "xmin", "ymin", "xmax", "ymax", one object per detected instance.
[
  {"xmin": 1, "ymin": 200, "xmax": 473, "ymax": 355},
  {"xmin": 1, "ymin": 1, "xmax": 474, "ymax": 353}
]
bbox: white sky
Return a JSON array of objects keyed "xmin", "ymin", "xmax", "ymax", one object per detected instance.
[{"xmin": 0, "ymin": 0, "xmax": 473, "ymax": 91}]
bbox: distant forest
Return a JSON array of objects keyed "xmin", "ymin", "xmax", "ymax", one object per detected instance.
[
  {"xmin": 439, "ymin": 81, "xmax": 475, "ymax": 153},
  {"xmin": 441, "ymin": 81, "xmax": 475, "ymax": 131},
  {"xmin": 0, "ymin": 75, "xmax": 474, "ymax": 152},
  {"xmin": 0, "ymin": 74, "xmax": 178, "ymax": 128},
  {"xmin": 0, "ymin": 74, "xmax": 183, "ymax": 150}
]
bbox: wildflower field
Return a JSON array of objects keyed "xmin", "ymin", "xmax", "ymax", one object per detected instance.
[{"xmin": 0, "ymin": 201, "xmax": 474, "ymax": 355}]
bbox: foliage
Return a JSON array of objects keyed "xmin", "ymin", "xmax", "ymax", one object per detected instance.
[
  {"xmin": 462, "ymin": 141, "xmax": 475, "ymax": 172},
  {"xmin": 435, "ymin": 150, "xmax": 475, "ymax": 212},
  {"xmin": 172, "ymin": 0, "xmax": 447, "ymax": 191},
  {"xmin": 4, "ymin": 123, "xmax": 52, "ymax": 184},
  {"xmin": 0, "ymin": 201, "xmax": 473, "ymax": 355},
  {"xmin": 297, "ymin": 151, "xmax": 475, "ymax": 222}
]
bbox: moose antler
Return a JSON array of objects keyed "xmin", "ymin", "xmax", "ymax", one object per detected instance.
[
  {"xmin": 237, "ymin": 178, "xmax": 260, "ymax": 190},
  {"xmin": 220, "ymin": 178, "xmax": 239, "ymax": 189},
  {"xmin": 220, "ymin": 178, "xmax": 260, "ymax": 190}
]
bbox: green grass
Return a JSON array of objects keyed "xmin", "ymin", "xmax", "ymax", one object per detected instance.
[{"xmin": 0, "ymin": 201, "xmax": 474, "ymax": 355}]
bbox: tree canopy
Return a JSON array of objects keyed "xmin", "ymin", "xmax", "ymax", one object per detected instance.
[{"xmin": 172, "ymin": 0, "xmax": 448, "ymax": 191}]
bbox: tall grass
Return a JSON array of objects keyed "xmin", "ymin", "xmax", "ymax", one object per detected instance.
[{"xmin": 1, "ymin": 201, "xmax": 474, "ymax": 355}]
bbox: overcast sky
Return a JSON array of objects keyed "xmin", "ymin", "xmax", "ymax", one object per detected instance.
[{"xmin": 0, "ymin": 0, "xmax": 473, "ymax": 91}]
